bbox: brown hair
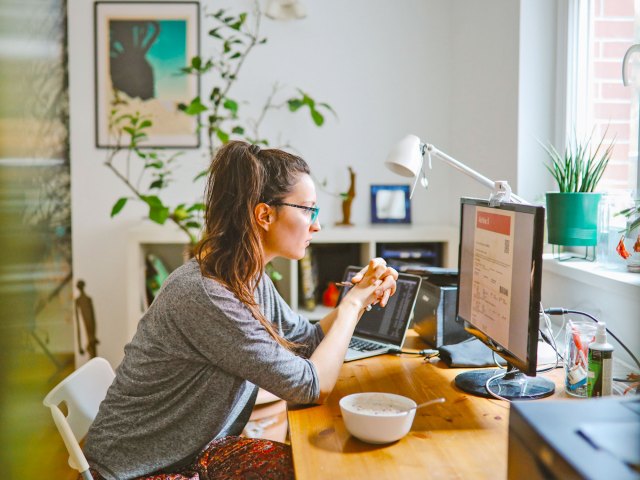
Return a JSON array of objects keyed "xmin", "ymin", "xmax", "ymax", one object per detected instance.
[{"xmin": 196, "ymin": 141, "xmax": 310, "ymax": 351}]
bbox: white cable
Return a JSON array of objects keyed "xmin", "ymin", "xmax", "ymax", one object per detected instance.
[{"xmin": 484, "ymin": 370, "xmax": 511, "ymax": 402}]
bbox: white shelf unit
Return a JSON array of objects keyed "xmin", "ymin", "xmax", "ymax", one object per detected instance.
[{"xmin": 126, "ymin": 223, "xmax": 458, "ymax": 335}]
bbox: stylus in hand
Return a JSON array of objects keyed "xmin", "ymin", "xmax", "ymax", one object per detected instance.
[{"xmin": 335, "ymin": 281, "xmax": 373, "ymax": 311}]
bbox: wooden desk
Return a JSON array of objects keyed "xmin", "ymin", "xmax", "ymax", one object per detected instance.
[{"xmin": 288, "ymin": 333, "xmax": 565, "ymax": 480}]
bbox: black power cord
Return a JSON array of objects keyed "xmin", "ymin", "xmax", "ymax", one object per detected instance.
[
  {"xmin": 544, "ymin": 308, "xmax": 640, "ymax": 370},
  {"xmin": 388, "ymin": 347, "xmax": 439, "ymax": 357}
]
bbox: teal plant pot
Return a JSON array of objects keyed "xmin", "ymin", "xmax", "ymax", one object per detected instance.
[{"xmin": 546, "ymin": 193, "xmax": 602, "ymax": 246}]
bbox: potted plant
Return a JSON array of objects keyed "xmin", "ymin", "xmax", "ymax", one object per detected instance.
[{"xmin": 542, "ymin": 129, "xmax": 614, "ymax": 247}]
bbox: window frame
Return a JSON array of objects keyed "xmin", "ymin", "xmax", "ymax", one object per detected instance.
[{"xmin": 557, "ymin": 0, "xmax": 639, "ymax": 195}]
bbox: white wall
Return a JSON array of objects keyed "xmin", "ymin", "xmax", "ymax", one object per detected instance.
[
  {"xmin": 518, "ymin": 0, "xmax": 557, "ymax": 202},
  {"xmin": 448, "ymin": 0, "xmax": 520, "ymax": 214},
  {"xmin": 235, "ymin": 0, "xmax": 454, "ymax": 226},
  {"xmin": 69, "ymin": 0, "xmax": 572, "ymax": 366}
]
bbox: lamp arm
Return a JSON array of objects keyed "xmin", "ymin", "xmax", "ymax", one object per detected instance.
[{"xmin": 424, "ymin": 143, "xmax": 527, "ymax": 204}]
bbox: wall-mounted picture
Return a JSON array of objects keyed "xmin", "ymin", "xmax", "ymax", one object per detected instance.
[
  {"xmin": 94, "ymin": 1, "xmax": 200, "ymax": 148},
  {"xmin": 370, "ymin": 184, "xmax": 411, "ymax": 224}
]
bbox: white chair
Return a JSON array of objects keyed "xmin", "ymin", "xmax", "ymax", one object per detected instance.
[{"xmin": 43, "ymin": 357, "xmax": 115, "ymax": 480}]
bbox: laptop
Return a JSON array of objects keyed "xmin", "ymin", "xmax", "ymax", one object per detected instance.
[{"xmin": 337, "ymin": 266, "xmax": 422, "ymax": 362}]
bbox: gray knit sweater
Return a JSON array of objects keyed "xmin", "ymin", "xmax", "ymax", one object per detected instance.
[{"xmin": 84, "ymin": 259, "xmax": 323, "ymax": 479}]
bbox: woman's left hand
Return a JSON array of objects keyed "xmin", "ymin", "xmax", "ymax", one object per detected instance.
[{"xmin": 350, "ymin": 258, "xmax": 398, "ymax": 308}]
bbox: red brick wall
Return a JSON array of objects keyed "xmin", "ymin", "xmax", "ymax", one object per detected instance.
[{"xmin": 590, "ymin": 0, "xmax": 637, "ymax": 193}]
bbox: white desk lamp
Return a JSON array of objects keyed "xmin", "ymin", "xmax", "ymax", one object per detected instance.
[{"xmin": 385, "ymin": 134, "xmax": 526, "ymax": 205}]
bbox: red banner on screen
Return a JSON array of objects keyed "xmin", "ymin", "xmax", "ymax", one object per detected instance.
[{"xmin": 476, "ymin": 211, "xmax": 511, "ymax": 236}]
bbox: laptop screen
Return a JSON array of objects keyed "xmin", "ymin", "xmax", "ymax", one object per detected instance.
[{"xmin": 337, "ymin": 266, "xmax": 422, "ymax": 345}]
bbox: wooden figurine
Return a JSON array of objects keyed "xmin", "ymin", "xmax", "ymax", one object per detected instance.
[
  {"xmin": 336, "ymin": 166, "xmax": 355, "ymax": 226},
  {"xmin": 75, "ymin": 279, "xmax": 99, "ymax": 358}
]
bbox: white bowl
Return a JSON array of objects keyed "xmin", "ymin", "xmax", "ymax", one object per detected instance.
[{"xmin": 339, "ymin": 392, "xmax": 416, "ymax": 444}]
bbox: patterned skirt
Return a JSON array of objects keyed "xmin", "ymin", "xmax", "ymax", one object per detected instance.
[{"xmin": 86, "ymin": 436, "xmax": 295, "ymax": 480}]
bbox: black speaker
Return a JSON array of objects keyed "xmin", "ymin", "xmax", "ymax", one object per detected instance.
[{"xmin": 411, "ymin": 268, "xmax": 471, "ymax": 347}]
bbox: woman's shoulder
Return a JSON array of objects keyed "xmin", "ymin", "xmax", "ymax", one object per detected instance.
[
  {"xmin": 162, "ymin": 258, "xmax": 201, "ymax": 288},
  {"xmin": 150, "ymin": 260, "xmax": 245, "ymax": 319}
]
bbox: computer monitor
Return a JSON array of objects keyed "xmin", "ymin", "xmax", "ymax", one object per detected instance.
[{"xmin": 455, "ymin": 197, "xmax": 554, "ymax": 400}]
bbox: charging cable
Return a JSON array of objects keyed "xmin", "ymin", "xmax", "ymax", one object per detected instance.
[
  {"xmin": 538, "ymin": 306, "xmax": 564, "ymax": 364},
  {"xmin": 388, "ymin": 347, "xmax": 439, "ymax": 358}
]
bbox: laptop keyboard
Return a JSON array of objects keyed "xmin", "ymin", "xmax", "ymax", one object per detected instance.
[{"xmin": 349, "ymin": 338, "xmax": 383, "ymax": 352}]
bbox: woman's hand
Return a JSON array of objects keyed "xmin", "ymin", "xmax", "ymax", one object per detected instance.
[{"xmin": 346, "ymin": 258, "xmax": 398, "ymax": 311}]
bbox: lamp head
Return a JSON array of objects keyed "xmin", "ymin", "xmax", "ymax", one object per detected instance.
[
  {"xmin": 384, "ymin": 134, "xmax": 424, "ymax": 178},
  {"xmin": 265, "ymin": 0, "xmax": 307, "ymax": 20}
]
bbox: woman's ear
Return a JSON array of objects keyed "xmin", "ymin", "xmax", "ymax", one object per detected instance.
[{"xmin": 255, "ymin": 203, "xmax": 273, "ymax": 231}]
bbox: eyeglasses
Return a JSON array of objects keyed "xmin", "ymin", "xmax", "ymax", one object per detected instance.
[{"xmin": 270, "ymin": 202, "xmax": 320, "ymax": 224}]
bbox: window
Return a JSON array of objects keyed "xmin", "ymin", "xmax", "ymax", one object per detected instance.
[{"xmin": 566, "ymin": 0, "xmax": 638, "ymax": 195}]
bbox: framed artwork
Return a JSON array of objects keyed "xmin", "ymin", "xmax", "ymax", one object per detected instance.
[
  {"xmin": 94, "ymin": 1, "xmax": 200, "ymax": 148},
  {"xmin": 370, "ymin": 185, "xmax": 411, "ymax": 224}
]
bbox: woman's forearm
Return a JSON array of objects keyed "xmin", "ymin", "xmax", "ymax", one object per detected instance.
[
  {"xmin": 309, "ymin": 259, "xmax": 397, "ymax": 404},
  {"xmin": 310, "ymin": 299, "xmax": 363, "ymax": 403}
]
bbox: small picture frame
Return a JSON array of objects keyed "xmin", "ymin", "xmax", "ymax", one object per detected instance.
[{"xmin": 370, "ymin": 185, "xmax": 411, "ymax": 224}]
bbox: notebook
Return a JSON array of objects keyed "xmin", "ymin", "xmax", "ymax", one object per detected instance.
[{"xmin": 337, "ymin": 266, "xmax": 422, "ymax": 362}]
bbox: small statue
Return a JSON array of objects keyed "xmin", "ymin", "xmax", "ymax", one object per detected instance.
[
  {"xmin": 336, "ymin": 166, "xmax": 356, "ymax": 226},
  {"xmin": 75, "ymin": 279, "xmax": 99, "ymax": 358}
]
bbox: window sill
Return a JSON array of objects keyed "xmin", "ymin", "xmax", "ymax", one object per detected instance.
[{"xmin": 542, "ymin": 254, "xmax": 640, "ymax": 298}]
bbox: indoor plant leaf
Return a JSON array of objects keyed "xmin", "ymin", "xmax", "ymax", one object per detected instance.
[
  {"xmin": 182, "ymin": 97, "xmax": 208, "ymax": 116},
  {"xmin": 110, "ymin": 197, "xmax": 128, "ymax": 217},
  {"xmin": 310, "ymin": 109, "xmax": 324, "ymax": 126},
  {"xmin": 543, "ymin": 127, "xmax": 614, "ymax": 193},
  {"xmin": 288, "ymin": 99, "xmax": 303, "ymax": 112},
  {"xmin": 148, "ymin": 205, "xmax": 170, "ymax": 224}
]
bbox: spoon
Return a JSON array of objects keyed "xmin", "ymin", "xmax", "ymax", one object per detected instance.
[{"xmin": 403, "ymin": 397, "xmax": 446, "ymax": 413}]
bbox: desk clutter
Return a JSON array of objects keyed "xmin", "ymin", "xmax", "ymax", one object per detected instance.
[{"xmin": 545, "ymin": 308, "xmax": 640, "ymax": 398}]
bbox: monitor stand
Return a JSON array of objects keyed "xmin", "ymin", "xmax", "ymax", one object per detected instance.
[{"xmin": 454, "ymin": 364, "xmax": 555, "ymax": 400}]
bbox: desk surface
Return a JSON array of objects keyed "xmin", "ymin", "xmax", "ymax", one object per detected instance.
[{"xmin": 287, "ymin": 333, "xmax": 565, "ymax": 480}]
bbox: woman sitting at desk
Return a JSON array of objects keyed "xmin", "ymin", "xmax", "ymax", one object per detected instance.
[{"xmin": 83, "ymin": 141, "xmax": 398, "ymax": 480}]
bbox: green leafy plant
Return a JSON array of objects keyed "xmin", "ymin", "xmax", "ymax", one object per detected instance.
[
  {"xmin": 106, "ymin": 101, "xmax": 204, "ymax": 246},
  {"xmin": 106, "ymin": 2, "xmax": 335, "ymax": 248},
  {"xmin": 616, "ymin": 202, "xmax": 640, "ymax": 235},
  {"xmin": 542, "ymin": 128, "xmax": 615, "ymax": 193}
]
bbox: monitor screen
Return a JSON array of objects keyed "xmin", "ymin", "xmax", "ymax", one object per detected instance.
[{"xmin": 456, "ymin": 198, "xmax": 545, "ymax": 376}]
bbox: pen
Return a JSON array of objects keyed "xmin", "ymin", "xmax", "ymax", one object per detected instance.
[{"xmin": 335, "ymin": 281, "xmax": 373, "ymax": 311}]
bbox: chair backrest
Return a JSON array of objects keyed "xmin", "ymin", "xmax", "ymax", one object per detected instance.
[{"xmin": 43, "ymin": 357, "xmax": 115, "ymax": 475}]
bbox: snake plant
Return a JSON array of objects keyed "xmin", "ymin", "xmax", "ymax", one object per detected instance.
[{"xmin": 542, "ymin": 128, "xmax": 615, "ymax": 193}]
